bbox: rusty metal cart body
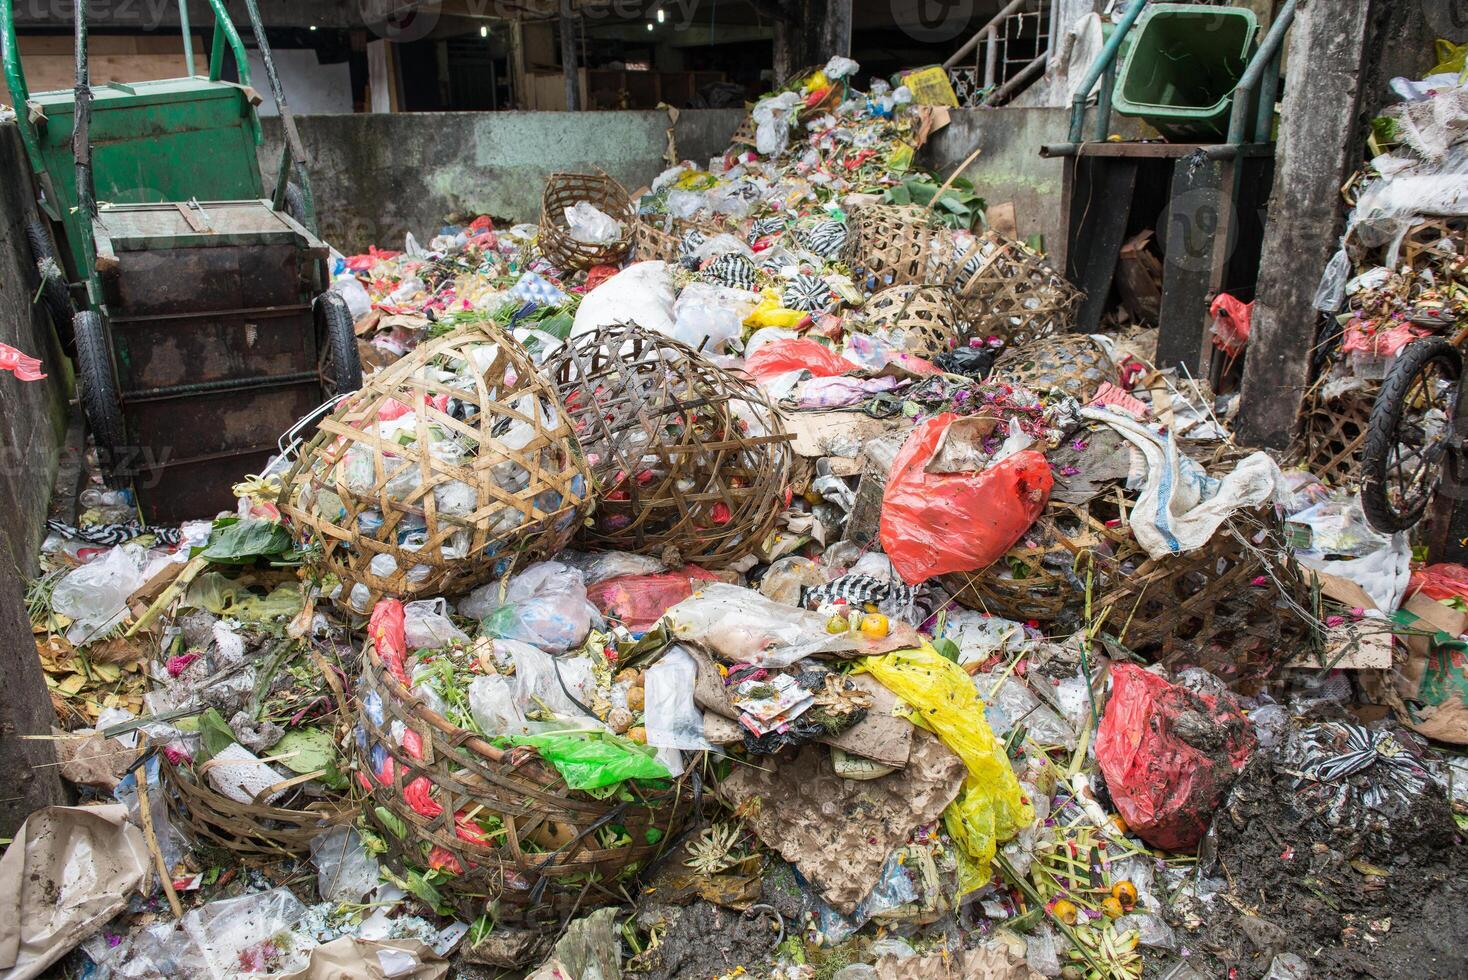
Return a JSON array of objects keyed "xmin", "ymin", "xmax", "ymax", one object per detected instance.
[{"xmin": 0, "ymin": 0, "xmax": 360, "ymax": 522}]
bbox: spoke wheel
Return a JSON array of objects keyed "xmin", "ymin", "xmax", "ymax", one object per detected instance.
[{"xmin": 1362, "ymin": 338, "xmax": 1463, "ymax": 533}]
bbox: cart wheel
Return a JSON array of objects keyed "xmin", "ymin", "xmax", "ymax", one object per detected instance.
[
  {"xmin": 25, "ymin": 218, "xmax": 77, "ymax": 351},
  {"xmin": 1362, "ymin": 337, "xmax": 1463, "ymax": 533},
  {"xmin": 73, "ymin": 310, "xmax": 127, "ymax": 473},
  {"xmin": 318, "ymin": 291, "xmax": 363, "ymax": 396},
  {"xmin": 284, "ymin": 182, "xmax": 317, "ymax": 235}
]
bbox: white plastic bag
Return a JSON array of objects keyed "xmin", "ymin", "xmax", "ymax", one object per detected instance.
[
  {"xmin": 671, "ymin": 282, "xmax": 758, "ymax": 354},
  {"xmin": 52, "ymin": 545, "xmax": 148, "ymax": 644},
  {"xmin": 644, "ymin": 646, "xmax": 711, "ymax": 752},
  {"xmin": 565, "ymin": 201, "xmax": 624, "ymax": 245},
  {"xmin": 310, "ymin": 825, "xmax": 380, "ymax": 903},
  {"xmin": 508, "ymin": 643, "xmax": 603, "ymax": 729},
  {"xmin": 404, "ymin": 599, "xmax": 470, "ymax": 649},
  {"xmin": 571, "ymin": 261, "xmax": 676, "ymax": 339},
  {"xmin": 752, "ymin": 90, "xmax": 803, "ymax": 156},
  {"xmin": 468, "ymin": 672, "xmax": 529, "ymax": 736},
  {"xmin": 462, "ymin": 561, "xmax": 592, "ymax": 653},
  {"xmin": 665, "ymin": 583, "xmax": 876, "ymax": 667}
]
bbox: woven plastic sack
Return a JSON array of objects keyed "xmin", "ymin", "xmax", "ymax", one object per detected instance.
[
  {"xmin": 856, "ymin": 646, "xmax": 1033, "ymax": 894},
  {"xmin": 1095, "ymin": 664, "xmax": 1256, "ymax": 852},
  {"xmin": 879, "ymin": 413, "xmax": 1052, "ymax": 584}
]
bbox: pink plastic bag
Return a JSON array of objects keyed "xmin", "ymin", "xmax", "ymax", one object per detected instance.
[
  {"xmin": 1095, "ymin": 664, "xmax": 1256, "ymax": 852},
  {"xmin": 587, "ymin": 566, "xmax": 721, "ymax": 632},
  {"xmin": 879, "ymin": 413, "xmax": 1052, "ymax": 584},
  {"xmin": 743, "ymin": 339, "xmax": 859, "ymax": 384}
]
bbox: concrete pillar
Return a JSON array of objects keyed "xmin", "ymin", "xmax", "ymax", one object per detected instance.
[{"xmin": 1236, "ymin": 0, "xmax": 1424, "ymax": 447}]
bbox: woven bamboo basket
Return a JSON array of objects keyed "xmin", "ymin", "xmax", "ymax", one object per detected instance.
[
  {"xmin": 844, "ymin": 204, "xmax": 946, "ymax": 291},
  {"xmin": 631, "ymin": 218, "xmax": 684, "ymax": 265},
  {"xmin": 943, "ymin": 497, "xmax": 1307, "ymax": 680},
  {"xmin": 730, "ymin": 112, "xmax": 758, "ymax": 149},
  {"xmin": 946, "ymin": 232, "xmax": 1082, "ymax": 345},
  {"xmin": 1297, "ymin": 382, "xmax": 1380, "ymax": 488},
  {"xmin": 279, "ymin": 323, "xmax": 592, "ymax": 610},
  {"xmin": 355, "ymin": 638, "xmax": 693, "ymax": 926},
  {"xmin": 546, "ymin": 322, "xmax": 793, "ymax": 568},
  {"xmin": 989, "ymin": 334, "xmax": 1117, "ymax": 401},
  {"xmin": 159, "ymin": 649, "xmax": 358, "ymax": 860},
  {"xmin": 862, "ymin": 284, "xmax": 966, "ymax": 358},
  {"xmin": 539, "ymin": 171, "xmax": 637, "ymax": 271}
]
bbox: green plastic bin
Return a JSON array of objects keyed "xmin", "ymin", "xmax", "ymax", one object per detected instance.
[{"xmin": 1112, "ymin": 3, "xmax": 1259, "ymax": 141}]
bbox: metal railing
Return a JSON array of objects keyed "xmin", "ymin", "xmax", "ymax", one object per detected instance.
[{"xmin": 945, "ymin": 0, "xmax": 1053, "ymax": 108}]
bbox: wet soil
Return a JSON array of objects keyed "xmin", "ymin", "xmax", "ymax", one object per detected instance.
[{"xmin": 1180, "ymin": 754, "xmax": 1467, "ymax": 979}]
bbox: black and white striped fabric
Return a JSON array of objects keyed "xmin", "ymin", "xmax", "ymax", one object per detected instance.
[
  {"xmin": 1287, "ymin": 722, "xmax": 1432, "ymax": 826},
  {"xmin": 750, "ymin": 216, "xmax": 787, "ymax": 240},
  {"xmin": 47, "ymin": 519, "xmax": 183, "ymax": 547},
  {"xmin": 699, "ymin": 252, "xmax": 758, "ymax": 290},
  {"xmin": 798, "ymin": 219, "xmax": 847, "ymax": 260},
  {"xmin": 679, "ymin": 228, "xmax": 708, "ymax": 260},
  {"xmin": 782, "ymin": 273, "xmax": 833, "ymax": 313},
  {"xmin": 802, "ymin": 573, "xmax": 920, "ymax": 618}
]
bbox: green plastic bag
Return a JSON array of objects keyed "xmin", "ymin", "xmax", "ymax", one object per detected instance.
[
  {"xmin": 505, "ymin": 730, "xmax": 671, "ymax": 791},
  {"xmin": 857, "ymin": 646, "xmax": 1034, "ymax": 894}
]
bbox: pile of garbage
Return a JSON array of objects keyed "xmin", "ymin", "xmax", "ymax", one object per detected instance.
[{"xmin": 13, "ymin": 55, "xmax": 1468, "ymax": 980}]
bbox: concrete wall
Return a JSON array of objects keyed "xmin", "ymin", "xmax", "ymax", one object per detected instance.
[
  {"xmin": 922, "ymin": 107, "xmax": 1149, "ymax": 259},
  {"xmin": 0, "ymin": 121, "xmax": 69, "ymax": 576},
  {"xmin": 261, "ymin": 109, "xmax": 745, "ymax": 251}
]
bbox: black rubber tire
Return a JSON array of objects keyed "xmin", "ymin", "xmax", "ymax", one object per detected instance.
[
  {"xmin": 284, "ymin": 181, "xmax": 317, "ymax": 235},
  {"xmin": 25, "ymin": 217, "xmax": 77, "ymax": 350},
  {"xmin": 73, "ymin": 310, "xmax": 127, "ymax": 473},
  {"xmin": 1362, "ymin": 337, "xmax": 1463, "ymax": 533},
  {"xmin": 319, "ymin": 291, "xmax": 363, "ymax": 395}
]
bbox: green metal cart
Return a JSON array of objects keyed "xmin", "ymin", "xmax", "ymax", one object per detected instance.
[{"xmin": 1, "ymin": 0, "xmax": 361, "ymax": 522}]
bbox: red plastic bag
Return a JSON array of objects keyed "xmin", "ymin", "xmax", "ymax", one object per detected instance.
[
  {"xmin": 369, "ymin": 599, "xmax": 409, "ymax": 686},
  {"xmin": 1409, "ymin": 563, "xmax": 1468, "ymax": 604},
  {"xmin": 1095, "ymin": 664, "xmax": 1256, "ymax": 852},
  {"xmin": 1209, "ymin": 293, "xmax": 1253, "ymax": 357},
  {"xmin": 587, "ymin": 566, "xmax": 721, "ymax": 632},
  {"xmin": 879, "ymin": 413, "xmax": 1052, "ymax": 584},
  {"xmin": 743, "ymin": 339, "xmax": 859, "ymax": 384}
]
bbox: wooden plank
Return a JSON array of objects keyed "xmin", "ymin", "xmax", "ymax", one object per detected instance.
[
  {"xmin": 1066, "ymin": 157, "xmax": 1138, "ymax": 333},
  {"xmin": 1155, "ymin": 154, "xmax": 1227, "ymax": 374}
]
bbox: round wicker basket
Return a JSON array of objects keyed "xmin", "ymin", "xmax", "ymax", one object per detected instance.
[
  {"xmin": 158, "ymin": 648, "xmax": 358, "ymax": 860},
  {"xmin": 279, "ymin": 322, "xmax": 592, "ymax": 610},
  {"xmin": 862, "ymin": 284, "xmax": 966, "ymax": 358},
  {"xmin": 539, "ymin": 170, "xmax": 637, "ymax": 270},
  {"xmin": 546, "ymin": 322, "xmax": 793, "ymax": 568},
  {"xmin": 843, "ymin": 204, "xmax": 945, "ymax": 291},
  {"xmin": 989, "ymin": 334, "xmax": 1116, "ymax": 401},
  {"xmin": 946, "ymin": 231, "xmax": 1083, "ymax": 345},
  {"xmin": 355, "ymin": 637, "xmax": 693, "ymax": 926}
]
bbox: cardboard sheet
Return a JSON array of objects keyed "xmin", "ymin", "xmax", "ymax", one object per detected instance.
[
  {"xmin": 275, "ymin": 938, "xmax": 449, "ymax": 979},
  {"xmin": 717, "ymin": 731, "xmax": 964, "ymax": 914},
  {"xmin": 0, "ymin": 805, "xmax": 149, "ymax": 980}
]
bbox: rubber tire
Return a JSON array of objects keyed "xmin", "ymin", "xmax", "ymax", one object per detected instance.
[
  {"xmin": 25, "ymin": 218, "xmax": 77, "ymax": 350},
  {"xmin": 319, "ymin": 291, "xmax": 363, "ymax": 394},
  {"xmin": 73, "ymin": 310, "xmax": 127, "ymax": 474},
  {"xmin": 284, "ymin": 181, "xmax": 317, "ymax": 235},
  {"xmin": 1362, "ymin": 337, "xmax": 1464, "ymax": 533}
]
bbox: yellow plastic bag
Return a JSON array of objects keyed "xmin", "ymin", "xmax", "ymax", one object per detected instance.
[
  {"xmin": 1429, "ymin": 39, "xmax": 1468, "ymax": 79},
  {"xmin": 857, "ymin": 646, "xmax": 1034, "ymax": 894},
  {"xmin": 901, "ymin": 66, "xmax": 959, "ymax": 108},
  {"xmin": 744, "ymin": 289, "xmax": 806, "ymax": 329}
]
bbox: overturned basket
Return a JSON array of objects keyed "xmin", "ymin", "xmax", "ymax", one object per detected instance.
[
  {"xmin": 539, "ymin": 170, "xmax": 636, "ymax": 270},
  {"xmin": 989, "ymin": 334, "xmax": 1117, "ymax": 402},
  {"xmin": 844, "ymin": 204, "xmax": 944, "ymax": 291},
  {"xmin": 944, "ymin": 496, "xmax": 1308, "ymax": 681},
  {"xmin": 545, "ymin": 322, "xmax": 793, "ymax": 568},
  {"xmin": 1297, "ymin": 381, "xmax": 1379, "ymax": 488},
  {"xmin": 355, "ymin": 637, "xmax": 693, "ymax": 926},
  {"xmin": 947, "ymin": 232, "xmax": 1082, "ymax": 345},
  {"xmin": 861, "ymin": 284, "xmax": 966, "ymax": 359},
  {"xmin": 279, "ymin": 322, "xmax": 592, "ymax": 610},
  {"xmin": 159, "ymin": 649, "xmax": 358, "ymax": 860}
]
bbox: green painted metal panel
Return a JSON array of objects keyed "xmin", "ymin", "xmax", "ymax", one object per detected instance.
[{"xmin": 32, "ymin": 78, "xmax": 263, "ymax": 276}]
